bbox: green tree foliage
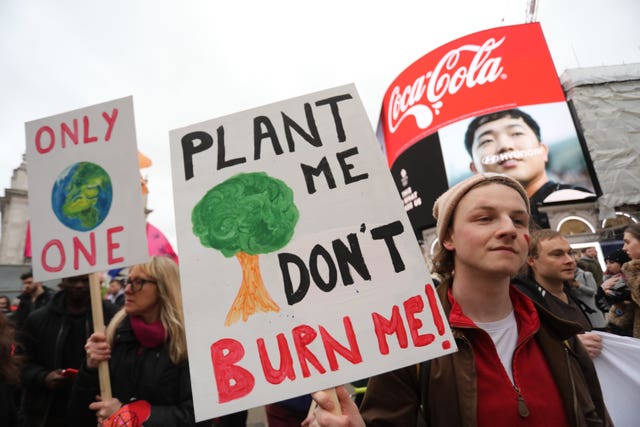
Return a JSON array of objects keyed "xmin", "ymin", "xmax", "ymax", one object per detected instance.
[{"xmin": 192, "ymin": 172, "xmax": 299, "ymax": 257}]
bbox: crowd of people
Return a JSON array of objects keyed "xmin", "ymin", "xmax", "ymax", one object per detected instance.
[
  {"xmin": 0, "ymin": 256, "xmax": 262, "ymax": 427},
  {"xmin": 1, "ymin": 151, "xmax": 639, "ymax": 426}
]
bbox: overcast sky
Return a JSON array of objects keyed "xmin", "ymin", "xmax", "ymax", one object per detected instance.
[{"xmin": 1, "ymin": 0, "xmax": 639, "ymax": 249}]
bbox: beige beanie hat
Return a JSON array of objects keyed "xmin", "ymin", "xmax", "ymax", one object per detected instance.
[{"xmin": 432, "ymin": 173, "xmax": 530, "ymax": 244}]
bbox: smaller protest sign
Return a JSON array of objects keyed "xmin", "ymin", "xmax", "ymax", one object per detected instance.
[{"xmin": 25, "ymin": 96, "xmax": 148, "ymax": 281}]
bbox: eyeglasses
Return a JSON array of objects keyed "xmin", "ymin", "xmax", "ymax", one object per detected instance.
[{"xmin": 125, "ymin": 277, "xmax": 157, "ymax": 293}]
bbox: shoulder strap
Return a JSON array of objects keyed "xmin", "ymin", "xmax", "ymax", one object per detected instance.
[{"xmin": 564, "ymin": 283, "xmax": 597, "ymax": 318}]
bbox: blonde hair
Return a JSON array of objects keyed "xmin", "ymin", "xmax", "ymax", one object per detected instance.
[
  {"xmin": 518, "ymin": 228, "xmax": 564, "ymax": 276},
  {"xmin": 106, "ymin": 256, "xmax": 187, "ymax": 364}
]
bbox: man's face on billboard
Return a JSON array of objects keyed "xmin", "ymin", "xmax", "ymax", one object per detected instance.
[{"xmin": 469, "ymin": 116, "xmax": 548, "ymax": 187}]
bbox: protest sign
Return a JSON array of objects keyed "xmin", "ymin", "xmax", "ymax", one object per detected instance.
[
  {"xmin": 170, "ymin": 84, "xmax": 456, "ymax": 420},
  {"xmin": 25, "ymin": 96, "xmax": 148, "ymax": 281},
  {"xmin": 378, "ymin": 23, "xmax": 600, "ymax": 231}
]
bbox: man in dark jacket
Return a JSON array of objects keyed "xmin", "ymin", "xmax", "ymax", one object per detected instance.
[
  {"xmin": 578, "ymin": 246, "xmax": 604, "ymax": 285},
  {"xmin": 12, "ymin": 270, "xmax": 55, "ymax": 329},
  {"xmin": 514, "ymin": 229, "xmax": 603, "ymax": 359},
  {"xmin": 19, "ymin": 274, "xmax": 116, "ymax": 427}
]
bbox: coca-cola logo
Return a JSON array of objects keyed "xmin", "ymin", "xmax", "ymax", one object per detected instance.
[{"xmin": 387, "ymin": 36, "xmax": 506, "ymax": 133}]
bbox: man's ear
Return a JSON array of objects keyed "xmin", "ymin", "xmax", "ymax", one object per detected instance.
[
  {"xmin": 526, "ymin": 256, "xmax": 535, "ymax": 268},
  {"xmin": 469, "ymin": 161, "xmax": 478, "ymax": 173},
  {"xmin": 540, "ymin": 143, "xmax": 549, "ymax": 163}
]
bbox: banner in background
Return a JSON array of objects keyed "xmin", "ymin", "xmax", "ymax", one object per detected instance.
[
  {"xmin": 593, "ymin": 331, "xmax": 640, "ymax": 427},
  {"xmin": 378, "ymin": 23, "xmax": 599, "ymax": 231}
]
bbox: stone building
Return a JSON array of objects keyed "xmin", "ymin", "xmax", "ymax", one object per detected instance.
[{"xmin": 0, "ymin": 156, "xmax": 31, "ymax": 299}]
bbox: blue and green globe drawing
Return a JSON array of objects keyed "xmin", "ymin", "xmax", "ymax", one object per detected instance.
[{"xmin": 51, "ymin": 162, "xmax": 113, "ymax": 231}]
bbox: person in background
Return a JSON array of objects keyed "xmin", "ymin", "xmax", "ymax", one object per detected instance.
[
  {"xmin": 0, "ymin": 311, "xmax": 22, "ymax": 427},
  {"xmin": 571, "ymin": 266, "xmax": 606, "ymax": 329},
  {"xmin": 69, "ymin": 256, "xmax": 199, "ymax": 426},
  {"xmin": 464, "ymin": 109, "xmax": 594, "ymax": 228},
  {"xmin": 513, "ymin": 229, "xmax": 603, "ymax": 359},
  {"xmin": 623, "ymin": 223, "xmax": 640, "ymax": 261},
  {"xmin": 265, "ymin": 395, "xmax": 313, "ymax": 427},
  {"xmin": 0, "ymin": 295, "xmax": 12, "ymax": 315},
  {"xmin": 597, "ymin": 249, "xmax": 632, "ymax": 335},
  {"xmin": 577, "ymin": 246, "xmax": 604, "ymax": 286},
  {"xmin": 620, "ymin": 223, "xmax": 640, "ymax": 338},
  {"xmin": 213, "ymin": 410, "xmax": 248, "ymax": 427},
  {"xmin": 105, "ymin": 278, "xmax": 125, "ymax": 308},
  {"xmin": 304, "ymin": 173, "xmax": 610, "ymax": 427},
  {"xmin": 12, "ymin": 271, "xmax": 55, "ymax": 329},
  {"xmin": 19, "ymin": 274, "xmax": 117, "ymax": 427},
  {"xmin": 621, "ymin": 259, "xmax": 640, "ymax": 338}
]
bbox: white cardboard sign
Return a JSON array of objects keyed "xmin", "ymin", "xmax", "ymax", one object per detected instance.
[
  {"xmin": 25, "ymin": 96, "xmax": 148, "ymax": 281},
  {"xmin": 169, "ymin": 85, "xmax": 456, "ymax": 421}
]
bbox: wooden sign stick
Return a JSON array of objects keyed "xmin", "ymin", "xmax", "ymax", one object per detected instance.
[
  {"xmin": 89, "ymin": 272, "xmax": 112, "ymax": 400},
  {"xmin": 308, "ymin": 387, "xmax": 342, "ymax": 417}
]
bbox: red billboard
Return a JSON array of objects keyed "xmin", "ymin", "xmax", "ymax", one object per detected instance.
[{"xmin": 378, "ymin": 23, "xmax": 598, "ymax": 231}]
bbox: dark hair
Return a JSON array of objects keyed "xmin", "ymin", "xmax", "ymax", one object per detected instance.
[
  {"xmin": 0, "ymin": 312, "xmax": 22, "ymax": 384},
  {"xmin": 605, "ymin": 249, "xmax": 631, "ymax": 266},
  {"xmin": 20, "ymin": 270, "xmax": 33, "ymax": 281},
  {"xmin": 110, "ymin": 278, "xmax": 125, "ymax": 288},
  {"xmin": 63, "ymin": 274, "xmax": 90, "ymax": 285},
  {"xmin": 464, "ymin": 109, "xmax": 541, "ymax": 156}
]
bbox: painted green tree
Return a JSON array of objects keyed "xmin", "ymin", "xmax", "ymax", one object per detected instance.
[{"xmin": 192, "ymin": 172, "xmax": 299, "ymax": 326}]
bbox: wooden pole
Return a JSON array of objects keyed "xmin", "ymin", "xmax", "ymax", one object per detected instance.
[
  {"xmin": 308, "ymin": 387, "xmax": 342, "ymax": 417},
  {"xmin": 89, "ymin": 273, "xmax": 112, "ymax": 400}
]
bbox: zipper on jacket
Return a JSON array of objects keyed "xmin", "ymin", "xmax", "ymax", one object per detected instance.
[
  {"xmin": 563, "ymin": 342, "xmax": 580, "ymax": 424},
  {"xmin": 510, "ymin": 321, "xmax": 537, "ymax": 420},
  {"xmin": 513, "ymin": 384, "xmax": 530, "ymax": 418}
]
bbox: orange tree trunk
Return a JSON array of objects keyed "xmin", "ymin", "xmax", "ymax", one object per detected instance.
[{"xmin": 225, "ymin": 251, "xmax": 280, "ymax": 326}]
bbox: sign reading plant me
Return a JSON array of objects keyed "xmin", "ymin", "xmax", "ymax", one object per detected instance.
[
  {"xmin": 170, "ymin": 84, "xmax": 456, "ymax": 420},
  {"xmin": 25, "ymin": 96, "xmax": 149, "ymax": 281}
]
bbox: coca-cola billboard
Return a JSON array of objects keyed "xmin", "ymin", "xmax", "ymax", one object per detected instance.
[{"xmin": 379, "ymin": 23, "xmax": 599, "ymax": 231}]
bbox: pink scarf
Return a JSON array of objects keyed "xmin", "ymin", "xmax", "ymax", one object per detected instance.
[{"xmin": 130, "ymin": 315, "xmax": 166, "ymax": 348}]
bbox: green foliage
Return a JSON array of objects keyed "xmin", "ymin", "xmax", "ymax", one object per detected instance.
[{"xmin": 192, "ymin": 172, "xmax": 299, "ymax": 257}]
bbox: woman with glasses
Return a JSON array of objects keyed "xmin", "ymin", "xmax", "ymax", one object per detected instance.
[{"xmin": 69, "ymin": 256, "xmax": 198, "ymax": 426}]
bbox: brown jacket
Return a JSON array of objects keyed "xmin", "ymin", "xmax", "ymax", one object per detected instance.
[
  {"xmin": 360, "ymin": 282, "xmax": 612, "ymax": 427},
  {"xmin": 621, "ymin": 259, "xmax": 640, "ymax": 338}
]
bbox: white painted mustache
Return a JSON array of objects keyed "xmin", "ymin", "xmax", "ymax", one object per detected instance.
[{"xmin": 481, "ymin": 147, "xmax": 545, "ymax": 165}]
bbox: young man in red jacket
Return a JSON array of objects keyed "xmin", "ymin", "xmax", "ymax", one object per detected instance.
[{"xmin": 304, "ymin": 173, "xmax": 611, "ymax": 427}]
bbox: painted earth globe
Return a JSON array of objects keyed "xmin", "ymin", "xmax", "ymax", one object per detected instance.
[{"xmin": 51, "ymin": 162, "xmax": 113, "ymax": 231}]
